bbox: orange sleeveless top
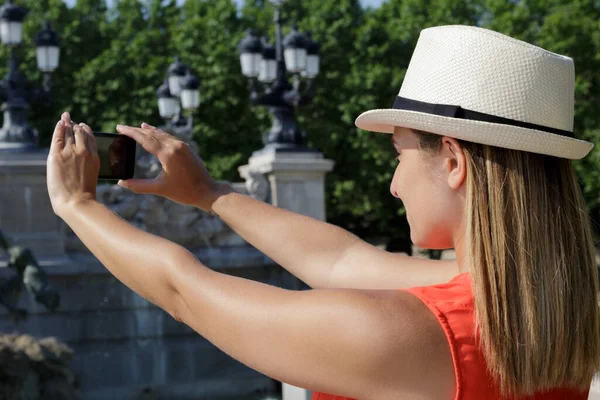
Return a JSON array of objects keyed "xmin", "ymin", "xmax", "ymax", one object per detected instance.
[{"xmin": 311, "ymin": 273, "xmax": 590, "ymax": 400}]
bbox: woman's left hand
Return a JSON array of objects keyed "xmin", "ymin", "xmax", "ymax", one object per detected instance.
[{"xmin": 47, "ymin": 112, "xmax": 100, "ymax": 217}]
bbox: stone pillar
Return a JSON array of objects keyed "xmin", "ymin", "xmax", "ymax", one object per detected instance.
[
  {"xmin": 239, "ymin": 148, "xmax": 334, "ymax": 400},
  {"xmin": 0, "ymin": 149, "xmax": 65, "ymax": 259},
  {"xmin": 239, "ymin": 149, "xmax": 335, "ymax": 220}
]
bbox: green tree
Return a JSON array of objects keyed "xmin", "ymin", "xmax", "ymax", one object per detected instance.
[
  {"xmin": 325, "ymin": 0, "xmax": 482, "ymax": 240},
  {"xmin": 71, "ymin": 0, "xmax": 178, "ymax": 132},
  {"xmin": 173, "ymin": 0, "xmax": 263, "ymax": 181},
  {"xmin": 4, "ymin": 0, "xmax": 600, "ymax": 244},
  {"xmin": 481, "ymin": 0, "xmax": 600, "ymax": 233}
]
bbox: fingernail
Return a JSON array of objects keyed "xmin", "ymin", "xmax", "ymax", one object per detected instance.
[{"xmin": 116, "ymin": 125, "xmax": 123, "ymax": 129}]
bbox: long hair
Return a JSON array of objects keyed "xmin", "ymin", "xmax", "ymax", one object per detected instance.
[{"xmin": 414, "ymin": 130, "xmax": 600, "ymax": 397}]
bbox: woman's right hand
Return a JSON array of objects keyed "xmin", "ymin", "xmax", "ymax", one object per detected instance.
[{"xmin": 116, "ymin": 123, "xmax": 231, "ymax": 211}]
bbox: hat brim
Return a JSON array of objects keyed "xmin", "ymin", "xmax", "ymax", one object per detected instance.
[{"xmin": 355, "ymin": 108, "xmax": 594, "ymax": 160}]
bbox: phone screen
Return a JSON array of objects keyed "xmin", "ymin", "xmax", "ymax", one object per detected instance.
[{"xmin": 95, "ymin": 133, "xmax": 136, "ymax": 180}]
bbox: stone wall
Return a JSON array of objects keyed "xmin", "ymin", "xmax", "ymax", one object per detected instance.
[
  {"xmin": 0, "ymin": 247, "xmax": 292, "ymax": 399},
  {"xmin": 0, "ymin": 145, "xmax": 333, "ymax": 399},
  {"xmin": 0, "ymin": 148, "xmax": 289, "ymax": 398}
]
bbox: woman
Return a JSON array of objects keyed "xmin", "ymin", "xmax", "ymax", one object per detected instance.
[{"xmin": 46, "ymin": 25, "xmax": 599, "ymax": 399}]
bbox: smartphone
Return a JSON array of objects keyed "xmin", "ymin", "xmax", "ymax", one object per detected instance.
[{"xmin": 94, "ymin": 133, "xmax": 136, "ymax": 180}]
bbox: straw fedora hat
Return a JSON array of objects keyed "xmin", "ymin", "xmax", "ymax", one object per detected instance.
[{"xmin": 355, "ymin": 25, "xmax": 594, "ymax": 159}]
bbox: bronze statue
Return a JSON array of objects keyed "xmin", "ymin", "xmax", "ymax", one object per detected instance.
[{"xmin": 0, "ymin": 229, "xmax": 59, "ymax": 322}]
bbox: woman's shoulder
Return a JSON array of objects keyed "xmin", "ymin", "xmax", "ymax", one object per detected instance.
[
  {"xmin": 374, "ymin": 284, "xmax": 459, "ymax": 399},
  {"xmin": 396, "ymin": 274, "xmax": 592, "ymax": 400},
  {"xmin": 404, "ymin": 272, "xmax": 474, "ymax": 311},
  {"xmin": 398, "ymin": 273, "xmax": 478, "ymax": 399}
]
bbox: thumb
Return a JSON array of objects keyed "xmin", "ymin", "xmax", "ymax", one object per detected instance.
[{"xmin": 117, "ymin": 178, "xmax": 162, "ymax": 194}]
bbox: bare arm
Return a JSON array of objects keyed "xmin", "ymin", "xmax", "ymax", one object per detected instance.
[
  {"xmin": 59, "ymin": 199, "xmax": 182, "ymax": 315},
  {"xmin": 211, "ymin": 188, "xmax": 459, "ymax": 289},
  {"xmin": 47, "ymin": 115, "xmax": 455, "ymax": 399},
  {"xmin": 59, "ymin": 199, "xmax": 453, "ymax": 399},
  {"xmin": 114, "ymin": 124, "xmax": 459, "ymax": 290}
]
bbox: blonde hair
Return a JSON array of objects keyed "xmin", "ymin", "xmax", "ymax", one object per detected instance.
[{"xmin": 415, "ymin": 130, "xmax": 600, "ymax": 397}]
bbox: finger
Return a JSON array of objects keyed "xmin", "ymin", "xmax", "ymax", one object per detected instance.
[
  {"xmin": 140, "ymin": 126, "xmax": 181, "ymax": 152},
  {"xmin": 116, "ymin": 125, "xmax": 162, "ymax": 155},
  {"xmin": 141, "ymin": 122, "xmax": 156, "ymax": 129},
  {"xmin": 62, "ymin": 113, "xmax": 74, "ymax": 147},
  {"xmin": 139, "ymin": 124, "xmax": 173, "ymax": 140},
  {"xmin": 74, "ymin": 125, "xmax": 87, "ymax": 151},
  {"xmin": 117, "ymin": 178, "xmax": 163, "ymax": 195},
  {"xmin": 61, "ymin": 112, "xmax": 73, "ymax": 129},
  {"xmin": 49, "ymin": 120, "xmax": 65, "ymax": 155},
  {"xmin": 79, "ymin": 123, "xmax": 97, "ymax": 154}
]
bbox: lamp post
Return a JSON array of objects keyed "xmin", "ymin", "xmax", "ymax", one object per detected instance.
[
  {"xmin": 238, "ymin": 0, "xmax": 320, "ymax": 153},
  {"xmin": 156, "ymin": 56, "xmax": 201, "ymax": 138},
  {"xmin": 0, "ymin": 0, "xmax": 60, "ymax": 151}
]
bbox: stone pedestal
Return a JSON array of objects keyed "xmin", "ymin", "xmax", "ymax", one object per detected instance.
[
  {"xmin": 239, "ymin": 149, "xmax": 335, "ymax": 220},
  {"xmin": 239, "ymin": 148, "xmax": 334, "ymax": 400},
  {"xmin": 0, "ymin": 149, "xmax": 65, "ymax": 258}
]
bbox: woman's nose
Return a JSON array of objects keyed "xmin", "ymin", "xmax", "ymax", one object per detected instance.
[{"xmin": 390, "ymin": 186, "xmax": 400, "ymax": 198}]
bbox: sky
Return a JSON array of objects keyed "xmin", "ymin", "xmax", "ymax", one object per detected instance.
[{"xmin": 63, "ymin": 0, "xmax": 386, "ymax": 9}]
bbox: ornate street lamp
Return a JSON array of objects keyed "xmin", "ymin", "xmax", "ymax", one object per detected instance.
[
  {"xmin": 167, "ymin": 56, "xmax": 187, "ymax": 97},
  {"xmin": 35, "ymin": 21, "xmax": 60, "ymax": 89},
  {"xmin": 283, "ymin": 26, "xmax": 307, "ymax": 74},
  {"xmin": 180, "ymin": 70, "xmax": 200, "ymax": 111},
  {"xmin": 0, "ymin": 0, "xmax": 60, "ymax": 151},
  {"xmin": 238, "ymin": 0, "xmax": 320, "ymax": 153},
  {"xmin": 156, "ymin": 56, "xmax": 201, "ymax": 135},
  {"xmin": 239, "ymin": 30, "xmax": 262, "ymax": 79},
  {"xmin": 0, "ymin": 0, "xmax": 25, "ymax": 46},
  {"xmin": 258, "ymin": 40, "xmax": 277, "ymax": 83},
  {"xmin": 157, "ymin": 79, "xmax": 179, "ymax": 121},
  {"xmin": 303, "ymin": 32, "xmax": 320, "ymax": 79}
]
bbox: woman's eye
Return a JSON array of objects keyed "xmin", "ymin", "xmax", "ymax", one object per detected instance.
[{"xmin": 395, "ymin": 150, "xmax": 402, "ymax": 161}]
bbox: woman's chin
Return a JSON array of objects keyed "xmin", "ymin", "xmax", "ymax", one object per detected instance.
[
  {"xmin": 410, "ymin": 232, "xmax": 452, "ymax": 251},
  {"xmin": 409, "ymin": 231, "xmax": 425, "ymax": 249}
]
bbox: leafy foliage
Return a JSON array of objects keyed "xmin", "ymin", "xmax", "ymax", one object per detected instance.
[{"xmin": 4, "ymin": 0, "xmax": 600, "ymax": 241}]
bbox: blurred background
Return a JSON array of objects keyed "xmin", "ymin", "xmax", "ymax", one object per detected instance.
[{"xmin": 0, "ymin": 0, "xmax": 599, "ymax": 399}]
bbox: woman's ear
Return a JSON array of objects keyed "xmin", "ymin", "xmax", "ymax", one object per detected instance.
[{"xmin": 441, "ymin": 137, "xmax": 466, "ymax": 190}]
